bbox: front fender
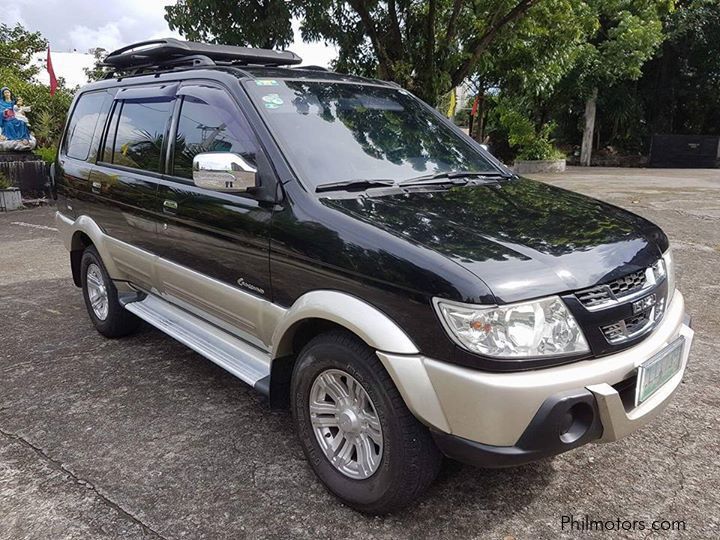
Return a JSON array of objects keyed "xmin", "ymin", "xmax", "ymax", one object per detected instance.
[{"xmin": 271, "ymin": 290, "xmax": 419, "ymax": 357}]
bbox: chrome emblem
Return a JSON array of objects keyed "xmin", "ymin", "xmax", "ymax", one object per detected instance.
[{"xmin": 632, "ymin": 294, "xmax": 656, "ymax": 315}]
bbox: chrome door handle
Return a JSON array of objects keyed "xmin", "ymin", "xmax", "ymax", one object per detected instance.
[
  {"xmin": 91, "ymin": 181, "xmax": 101, "ymax": 193},
  {"xmin": 163, "ymin": 199, "xmax": 178, "ymax": 213}
]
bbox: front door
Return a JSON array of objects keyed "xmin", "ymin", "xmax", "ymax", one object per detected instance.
[
  {"xmin": 152, "ymin": 82, "xmax": 276, "ymax": 349},
  {"xmin": 89, "ymin": 84, "xmax": 177, "ymax": 290}
]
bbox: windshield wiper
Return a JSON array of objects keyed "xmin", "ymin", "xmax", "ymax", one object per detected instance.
[
  {"xmin": 315, "ymin": 179, "xmax": 396, "ymax": 193},
  {"xmin": 399, "ymin": 170, "xmax": 512, "ymax": 186}
]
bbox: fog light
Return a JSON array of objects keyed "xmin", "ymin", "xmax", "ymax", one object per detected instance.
[{"xmin": 559, "ymin": 402, "xmax": 594, "ymax": 444}]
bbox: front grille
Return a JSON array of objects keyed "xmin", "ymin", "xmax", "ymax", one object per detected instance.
[
  {"xmin": 600, "ymin": 300, "xmax": 666, "ymax": 344},
  {"xmin": 601, "ymin": 311, "xmax": 651, "ymax": 343},
  {"xmin": 576, "ymin": 287, "xmax": 612, "ymax": 308},
  {"xmin": 608, "ymin": 269, "xmax": 646, "ymax": 296},
  {"xmin": 576, "ymin": 268, "xmax": 648, "ymax": 309},
  {"xmin": 570, "ymin": 259, "xmax": 669, "ymax": 350}
]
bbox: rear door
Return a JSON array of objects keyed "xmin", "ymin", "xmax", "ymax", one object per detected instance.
[
  {"xmin": 89, "ymin": 83, "xmax": 177, "ymax": 290},
  {"xmin": 152, "ymin": 81, "xmax": 276, "ymax": 348},
  {"xmin": 56, "ymin": 89, "xmax": 114, "ymax": 218}
]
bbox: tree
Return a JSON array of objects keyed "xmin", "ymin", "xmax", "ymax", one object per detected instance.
[
  {"xmin": 84, "ymin": 47, "xmax": 109, "ymax": 82},
  {"xmin": 569, "ymin": 0, "xmax": 672, "ymax": 165},
  {"xmin": 464, "ymin": 0, "xmax": 596, "ymax": 147},
  {"xmin": 639, "ymin": 0, "xmax": 720, "ymax": 136},
  {"xmin": 0, "ymin": 23, "xmax": 46, "ymax": 80},
  {"xmin": 166, "ymin": 0, "xmax": 547, "ymax": 105},
  {"xmin": 165, "ymin": 0, "xmax": 295, "ymax": 49}
]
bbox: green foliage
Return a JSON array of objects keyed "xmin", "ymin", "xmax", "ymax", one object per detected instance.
[
  {"xmin": 83, "ymin": 47, "xmax": 110, "ymax": 82},
  {"xmin": 165, "ymin": 0, "xmax": 294, "ymax": 49},
  {"xmin": 491, "ymin": 98, "xmax": 565, "ymax": 161},
  {"xmin": 567, "ymin": 0, "xmax": 672, "ymax": 97},
  {"xmin": 638, "ymin": 0, "xmax": 720, "ymax": 135},
  {"xmin": 34, "ymin": 146, "xmax": 57, "ymax": 164},
  {"xmin": 0, "ymin": 170, "xmax": 11, "ymax": 189},
  {"xmin": 0, "ymin": 23, "xmax": 46, "ymax": 79}
]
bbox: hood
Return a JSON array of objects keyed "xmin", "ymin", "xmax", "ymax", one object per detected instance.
[{"xmin": 322, "ymin": 177, "xmax": 668, "ymax": 304}]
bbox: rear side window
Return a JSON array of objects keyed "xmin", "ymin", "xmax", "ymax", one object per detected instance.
[
  {"xmin": 104, "ymin": 99, "xmax": 173, "ymax": 173},
  {"xmin": 172, "ymin": 87, "xmax": 258, "ymax": 179},
  {"xmin": 64, "ymin": 92, "xmax": 110, "ymax": 161}
]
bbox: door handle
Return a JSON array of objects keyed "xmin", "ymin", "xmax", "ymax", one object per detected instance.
[
  {"xmin": 91, "ymin": 181, "xmax": 101, "ymax": 193},
  {"xmin": 163, "ymin": 199, "xmax": 178, "ymax": 213}
]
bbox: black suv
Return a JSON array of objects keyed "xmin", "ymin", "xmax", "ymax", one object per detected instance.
[{"xmin": 55, "ymin": 39, "xmax": 693, "ymax": 514}]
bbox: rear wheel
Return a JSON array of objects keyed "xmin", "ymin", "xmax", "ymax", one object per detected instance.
[
  {"xmin": 80, "ymin": 246, "xmax": 140, "ymax": 338},
  {"xmin": 291, "ymin": 330, "xmax": 442, "ymax": 514}
]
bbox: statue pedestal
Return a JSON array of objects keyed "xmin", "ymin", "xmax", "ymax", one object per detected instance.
[
  {"xmin": 0, "ymin": 152, "xmax": 50, "ymax": 198},
  {"xmin": 0, "ymin": 187, "xmax": 22, "ymax": 211}
]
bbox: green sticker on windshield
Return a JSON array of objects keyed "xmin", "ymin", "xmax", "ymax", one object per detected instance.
[{"xmin": 255, "ymin": 79, "xmax": 279, "ymax": 86}]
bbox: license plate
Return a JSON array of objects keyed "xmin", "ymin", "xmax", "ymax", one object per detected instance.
[{"xmin": 635, "ymin": 337, "xmax": 685, "ymax": 406}]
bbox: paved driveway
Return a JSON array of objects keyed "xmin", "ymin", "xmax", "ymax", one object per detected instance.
[{"xmin": 1, "ymin": 167, "xmax": 718, "ymax": 539}]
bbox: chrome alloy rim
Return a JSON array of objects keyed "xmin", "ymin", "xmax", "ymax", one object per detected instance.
[
  {"xmin": 86, "ymin": 263, "xmax": 109, "ymax": 320},
  {"xmin": 309, "ymin": 369, "xmax": 383, "ymax": 479}
]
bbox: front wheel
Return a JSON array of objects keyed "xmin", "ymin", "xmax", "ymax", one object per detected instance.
[{"xmin": 291, "ymin": 330, "xmax": 442, "ymax": 514}]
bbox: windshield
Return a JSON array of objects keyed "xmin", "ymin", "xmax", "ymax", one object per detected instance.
[{"xmin": 244, "ymin": 79, "xmax": 497, "ymax": 189}]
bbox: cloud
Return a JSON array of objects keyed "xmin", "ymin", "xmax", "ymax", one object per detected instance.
[
  {"xmin": 0, "ymin": 6, "xmax": 27, "ymax": 28},
  {"xmin": 67, "ymin": 22, "xmax": 125, "ymax": 53}
]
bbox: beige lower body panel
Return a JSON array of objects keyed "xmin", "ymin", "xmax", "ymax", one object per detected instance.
[{"xmin": 378, "ymin": 290, "xmax": 691, "ymax": 447}]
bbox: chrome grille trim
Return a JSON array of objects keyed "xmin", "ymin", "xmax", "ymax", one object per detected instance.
[
  {"xmin": 600, "ymin": 295, "xmax": 667, "ymax": 344},
  {"xmin": 575, "ymin": 266, "xmax": 659, "ymax": 311}
]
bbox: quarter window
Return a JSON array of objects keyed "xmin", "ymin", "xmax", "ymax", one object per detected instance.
[
  {"xmin": 173, "ymin": 88, "xmax": 258, "ymax": 179},
  {"xmin": 64, "ymin": 91, "xmax": 110, "ymax": 161},
  {"xmin": 106, "ymin": 99, "xmax": 173, "ymax": 173}
]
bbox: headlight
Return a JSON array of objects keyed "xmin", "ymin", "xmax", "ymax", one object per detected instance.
[
  {"xmin": 662, "ymin": 248, "xmax": 675, "ymax": 303},
  {"xmin": 433, "ymin": 296, "xmax": 589, "ymax": 358}
]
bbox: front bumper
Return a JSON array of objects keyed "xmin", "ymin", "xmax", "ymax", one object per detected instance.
[{"xmin": 377, "ymin": 290, "xmax": 693, "ymax": 467}]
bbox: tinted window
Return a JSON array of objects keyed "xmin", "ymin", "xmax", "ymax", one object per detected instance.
[
  {"xmin": 64, "ymin": 92, "xmax": 109, "ymax": 161},
  {"xmin": 107, "ymin": 99, "xmax": 173, "ymax": 173},
  {"xmin": 173, "ymin": 88, "xmax": 258, "ymax": 179},
  {"xmin": 244, "ymin": 80, "xmax": 497, "ymax": 188}
]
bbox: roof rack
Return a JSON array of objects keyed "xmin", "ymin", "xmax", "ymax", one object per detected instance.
[{"xmin": 101, "ymin": 38, "xmax": 302, "ymax": 77}]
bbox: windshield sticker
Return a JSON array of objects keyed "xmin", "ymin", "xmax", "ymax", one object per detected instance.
[
  {"xmin": 261, "ymin": 94, "xmax": 284, "ymax": 108},
  {"xmin": 255, "ymin": 79, "xmax": 279, "ymax": 86}
]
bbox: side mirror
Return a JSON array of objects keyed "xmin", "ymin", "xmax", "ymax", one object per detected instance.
[{"xmin": 192, "ymin": 152, "xmax": 257, "ymax": 193}]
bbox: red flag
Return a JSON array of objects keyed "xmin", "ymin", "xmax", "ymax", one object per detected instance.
[
  {"xmin": 470, "ymin": 95, "xmax": 480, "ymax": 117},
  {"xmin": 47, "ymin": 46, "xmax": 58, "ymax": 96}
]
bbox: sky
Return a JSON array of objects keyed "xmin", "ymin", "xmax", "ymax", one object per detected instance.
[{"xmin": 3, "ymin": 0, "xmax": 337, "ymax": 87}]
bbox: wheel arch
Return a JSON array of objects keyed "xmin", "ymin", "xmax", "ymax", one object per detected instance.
[
  {"xmin": 266, "ymin": 291, "xmax": 420, "ymax": 408},
  {"xmin": 70, "ymin": 230, "xmax": 93, "ymax": 287},
  {"xmin": 57, "ymin": 212, "xmax": 124, "ymax": 287}
]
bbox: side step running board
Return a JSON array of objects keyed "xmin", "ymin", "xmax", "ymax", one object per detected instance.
[{"xmin": 123, "ymin": 293, "xmax": 271, "ymax": 391}]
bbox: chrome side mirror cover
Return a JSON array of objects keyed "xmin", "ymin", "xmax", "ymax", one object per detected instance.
[{"xmin": 192, "ymin": 152, "xmax": 257, "ymax": 192}]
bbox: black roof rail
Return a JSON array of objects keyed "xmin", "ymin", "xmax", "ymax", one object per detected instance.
[
  {"xmin": 102, "ymin": 38, "xmax": 302, "ymax": 74},
  {"xmin": 297, "ymin": 65, "xmax": 328, "ymax": 71}
]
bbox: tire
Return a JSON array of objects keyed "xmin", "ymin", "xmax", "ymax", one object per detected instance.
[
  {"xmin": 80, "ymin": 246, "xmax": 140, "ymax": 338},
  {"xmin": 291, "ymin": 330, "xmax": 442, "ymax": 514}
]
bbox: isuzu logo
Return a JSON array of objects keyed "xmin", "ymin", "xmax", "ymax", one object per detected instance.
[{"xmin": 633, "ymin": 294, "xmax": 656, "ymax": 314}]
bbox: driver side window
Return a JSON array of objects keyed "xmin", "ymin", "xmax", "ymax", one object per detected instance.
[{"xmin": 172, "ymin": 88, "xmax": 258, "ymax": 180}]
